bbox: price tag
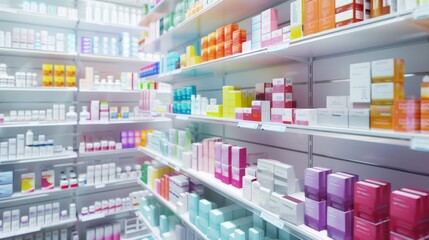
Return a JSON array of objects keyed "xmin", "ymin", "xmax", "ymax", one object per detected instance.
[
  {"xmin": 237, "ymin": 121, "xmax": 259, "ymax": 129},
  {"xmin": 414, "ymin": 5, "xmax": 429, "ymax": 19},
  {"xmin": 260, "ymin": 123, "xmax": 287, "ymax": 132},
  {"xmin": 410, "ymin": 136, "xmax": 429, "ymax": 152},
  {"xmin": 260, "ymin": 211, "xmax": 285, "ymax": 229},
  {"xmin": 176, "ymin": 115, "xmax": 189, "ymax": 121},
  {"xmin": 95, "ymin": 183, "xmax": 106, "ymax": 189}
]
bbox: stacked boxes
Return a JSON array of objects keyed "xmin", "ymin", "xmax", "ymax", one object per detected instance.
[
  {"xmin": 0, "ymin": 171, "xmax": 13, "ymax": 198},
  {"xmin": 252, "ymin": 14, "xmax": 262, "ymax": 50},
  {"xmin": 224, "ymin": 24, "xmax": 238, "ymax": 57},
  {"xmin": 216, "ymin": 27, "xmax": 224, "ymax": 59},
  {"xmin": 353, "ymin": 179, "xmax": 391, "ymax": 239},
  {"xmin": 304, "ymin": 0, "xmax": 319, "ymax": 36},
  {"xmin": 272, "ymin": 78, "xmax": 294, "ymax": 108},
  {"xmin": 304, "ymin": 167, "xmax": 332, "ymax": 231},
  {"xmin": 261, "ymin": 8, "xmax": 278, "ymax": 48},
  {"xmin": 195, "ymin": 199, "xmax": 217, "ymax": 234},
  {"xmin": 319, "ymin": 0, "xmax": 335, "ymax": 31},
  {"xmin": 232, "ymin": 29, "xmax": 246, "ymax": 55},
  {"xmin": 335, "ymin": 0, "xmax": 364, "ymax": 27}
]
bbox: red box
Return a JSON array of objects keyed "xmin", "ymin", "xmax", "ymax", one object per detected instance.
[
  {"xmin": 354, "ymin": 180, "xmax": 390, "ymax": 223},
  {"xmin": 221, "ymin": 163, "xmax": 231, "ymax": 184},
  {"xmin": 224, "ymin": 40, "xmax": 232, "ymax": 57},
  {"xmin": 225, "ymin": 24, "xmax": 239, "ymax": 41},
  {"xmin": 231, "ymin": 167, "xmax": 245, "ymax": 188},
  {"xmin": 232, "ymin": 43, "xmax": 242, "ymax": 55},
  {"xmin": 354, "ymin": 217, "xmax": 389, "ymax": 240},
  {"xmin": 390, "ymin": 190, "xmax": 429, "ymax": 239},
  {"xmin": 216, "ymin": 42, "xmax": 225, "ymax": 59},
  {"xmin": 251, "ymin": 101, "xmax": 270, "ymax": 122},
  {"xmin": 255, "ymin": 83, "xmax": 273, "ymax": 100},
  {"xmin": 401, "ymin": 187, "xmax": 429, "ymax": 218},
  {"xmin": 216, "ymin": 27, "xmax": 225, "ymax": 44},
  {"xmin": 243, "ymin": 108, "xmax": 253, "ymax": 121}
]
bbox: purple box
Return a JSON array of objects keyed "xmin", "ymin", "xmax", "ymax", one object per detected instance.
[
  {"xmin": 231, "ymin": 146, "xmax": 246, "ymax": 168},
  {"xmin": 327, "ymin": 207, "xmax": 353, "ymax": 240},
  {"xmin": 305, "ymin": 198, "xmax": 327, "ymax": 231},
  {"xmin": 305, "ymin": 167, "xmax": 332, "ymax": 201},
  {"xmin": 327, "ymin": 173, "xmax": 358, "ymax": 211}
]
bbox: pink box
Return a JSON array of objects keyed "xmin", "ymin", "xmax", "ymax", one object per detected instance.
[
  {"xmin": 214, "ymin": 142, "xmax": 223, "ymax": 162},
  {"xmin": 272, "ymin": 78, "xmax": 293, "ymax": 93},
  {"xmin": 353, "ymin": 217, "xmax": 389, "ymax": 240},
  {"xmin": 354, "ymin": 180, "xmax": 390, "ymax": 223},
  {"xmin": 390, "ymin": 231, "xmax": 418, "ymax": 240},
  {"xmin": 271, "ymin": 29, "xmax": 283, "ymax": 46},
  {"xmin": 232, "ymin": 146, "xmax": 246, "ymax": 168},
  {"xmin": 251, "ymin": 100, "xmax": 271, "ymax": 122},
  {"xmin": 271, "ymin": 108, "xmax": 284, "ymax": 123},
  {"xmin": 401, "ymin": 187, "xmax": 429, "ymax": 219},
  {"xmin": 261, "ymin": 32, "xmax": 271, "ymax": 48},
  {"xmin": 327, "ymin": 207, "xmax": 353, "ymax": 240},
  {"xmin": 243, "ymin": 108, "xmax": 253, "ymax": 121},
  {"xmin": 255, "ymin": 83, "xmax": 272, "ymax": 100},
  {"xmin": 215, "ymin": 161, "xmax": 222, "ymax": 180},
  {"xmin": 265, "ymin": 87, "xmax": 273, "ymax": 105},
  {"xmin": 231, "ymin": 167, "xmax": 245, "ymax": 188},
  {"xmin": 221, "ymin": 163, "xmax": 231, "ymax": 184},
  {"xmin": 261, "ymin": 8, "xmax": 278, "ymax": 34},
  {"xmin": 208, "ymin": 138, "xmax": 222, "ymax": 174},
  {"xmin": 235, "ymin": 108, "xmax": 244, "ymax": 120},
  {"xmin": 272, "ymin": 93, "xmax": 285, "ymax": 108},
  {"xmin": 221, "ymin": 144, "xmax": 232, "ymax": 165},
  {"xmin": 202, "ymin": 139, "xmax": 209, "ymax": 172},
  {"xmin": 192, "ymin": 143, "xmax": 202, "ymax": 171},
  {"xmin": 390, "ymin": 190, "xmax": 428, "ymax": 239}
]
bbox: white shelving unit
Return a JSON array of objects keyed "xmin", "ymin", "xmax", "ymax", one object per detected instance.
[
  {"xmin": 0, "ymin": 152, "xmax": 78, "ymax": 165},
  {"xmin": 0, "ymin": 121, "xmax": 77, "ymax": 129},
  {"xmin": 0, "ymin": 218, "xmax": 77, "ymax": 239}
]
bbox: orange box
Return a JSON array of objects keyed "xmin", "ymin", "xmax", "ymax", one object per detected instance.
[
  {"xmin": 319, "ymin": 0, "xmax": 335, "ymax": 18},
  {"xmin": 319, "ymin": 15, "xmax": 335, "ymax": 31},
  {"xmin": 225, "ymin": 24, "xmax": 239, "ymax": 41},
  {"xmin": 370, "ymin": 0, "xmax": 383, "ymax": 18},
  {"xmin": 232, "ymin": 43, "xmax": 242, "ymax": 55},
  {"xmin": 225, "ymin": 40, "xmax": 232, "ymax": 57},
  {"xmin": 216, "ymin": 42, "xmax": 225, "ymax": 59},
  {"xmin": 201, "ymin": 36, "xmax": 208, "ymax": 49},
  {"xmin": 208, "ymin": 45, "xmax": 216, "ymax": 61},
  {"xmin": 421, "ymin": 100, "xmax": 429, "ymax": 132},
  {"xmin": 371, "ymin": 58, "xmax": 404, "ymax": 83},
  {"xmin": 304, "ymin": 20, "xmax": 319, "ymax": 36},
  {"xmin": 201, "ymin": 48, "xmax": 208, "ymax": 62},
  {"xmin": 422, "ymin": 82, "xmax": 429, "ymax": 100},
  {"xmin": 371, "ymin": 105, "xmax": 394, "ymax": 129},
  {"xmin": 208, "ymin": 32, "xmax": 216, "ymax": 47},
  {"xmin": 233, "ymin": 29, "xmax": 247, "ymax": 42},
  {"xmin": 216, "ymin": 27, "xmax": 225, "ymax": 44},
  {"xmin": 304, "ymin": 0, "xmax": 319, "ymax": 23},
  {"xmin": 394, "ymin": 100, "xmax": 421, "ymax": 132}
]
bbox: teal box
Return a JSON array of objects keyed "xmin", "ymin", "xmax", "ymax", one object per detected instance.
[
  {"xmin": 220, "ymin": 221, "xmax": 237, "ymax": 240},
  {"xmin": 160, "ymin": 215, "xmax": 169, "ymax": 234},
  {"xmin": 253, "ymin": 213, "xmax": 266, "ymax": 231},
  {"xmin": 248, "ymin": 227, "xmax": 264, "ymax": 240},
  {"xmin": 207, "ymin": 226, "xmax": 220, "ymax": 240},
  {"xmin": 266, "ymin": 221, "xmax": 278, "ymax": 239},
  {"xmin": 234, "ymin": 229, "xmax": 246, "ymax": 240}
]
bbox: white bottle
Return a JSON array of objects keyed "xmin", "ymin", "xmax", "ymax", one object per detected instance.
[
  {"xmin": 118, "ymin": 6, "xmax": 124, "ymax": 25},
  {"xmin": 69, "ymin": 204, "xmax": 76, "ymax": 219},
  {"xmin": 26, "ymin": 129, "xmax": 33, "ymax": 146},
  {"xmin": 80, "ymin": 106, "xmax": 90, "ymax": 121},
  {"xmin": 17, "ymin": 134, "xmax": 25, "ymax": 159},
  {"xmin": 94, "ymin": 3, "xmax": 101, "ymax": 22},
  {"xmin": 102, "ymin": 4, "xmax": 109, "ymax": 23},
  {"xmin": 59, "ymin": 104, "xmax": 66, "ymax": 121},
  {"xmin": 111, "ymin": 5, "xmax": 117, "ymax": 24},
  {"xmin": 123, "ymin": 7, "xmax": 130, "ymax": 25},
  {"xmin": 66, "ymin": 106, "xmax": 77, "ymax": 121},
  {"xmin": 85, "ymin": 2, "xmax": 92, "ymax": 22},
  {"xmin": 130, "ymin": 9, "xmax": 137, "ymax": 26}
]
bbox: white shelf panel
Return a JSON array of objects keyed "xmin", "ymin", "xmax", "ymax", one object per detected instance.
[
  {"xmin": 0, "ymin": 121, "xmax": 77, "ymax": 129},
  {"xmin": 0, "ymin": 218, "xmax": 77, "ymax": 239},
  {"xmin": 78, "ymin": 148, "xmax": 140, "ymax": 158},
  {"xmin": 78, "ymin": 118, "xmax": 171, "ymax": 126},
  {"xmin": 138, "ymin": 147, "xmax": 331, "ymax": 240},
  {"xmin": 0, "ymin": 7, "xmax": 77, "ymax": 28},
  {"xmin": 135, "ymin": 211, "xmax": 163, "ymax": 240},
  {"xmin": 139, "ymin": 0, "xmax": 180, "ymax": 27},
  {"xmin": 79, "ymin": 208, "xmax": 136, "ymax": 222},
  {"xmin": 79, "ymin": 89, "xmax": 141, "ymax": 94},
  {"xmin": 77, "ymin": 179, "xmax": 139, "ymax": 195},
  {"xmin": 78, "ymin": 20, "xmax": 146, "ymax": 34},
  {"xmin": 137, "ymin": 180, "xmax": 209, "ymax": 240},
  {"xmin": 0, "ymin": 152, "xmax": 77, "ymax": 165},
  {"xmin": 0, "ymin": 86, "xmax": 78, "ymax": 92},
  {"xmin": 79, "ymin": 54, "xmax": 153, "ymax": 64},
  {"xmin": 140, "ymin": 0, "xmax": 284, "ymax": 53},
  {"xmin": 0, "ymin": 47, "xmax": 77, "ymax": 59},
  {"xmin": 154, "ymin": 112, "xmax": 429, "ymax": 147},
  {"xmin": 0, "ymin": 187, "xmax": 74, "ymax": 205}
]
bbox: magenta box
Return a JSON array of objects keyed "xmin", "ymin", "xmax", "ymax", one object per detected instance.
[
  {"xmin": 390, "ymin": 190, "xmax": 428, "ymax": 239},
  {"xmin": 354, "ymin": 180, "xmax": 390, "ymax": 223},
  {"xmin": 304, "ymin": 198, "xmax": 327, "ymax": 231},
  {"xmin": 327, "ymin": 207, "xmax": 353, "ymax": 240},
  {"xmin": 231, "ymin": 146, "xmax": 246, "ymax": 168},
  {"xmin": 401, "ymin": 187, "xmax": 429, "ymax": 218},
  {"xmin": 327, "ymin": 173, "xmax": 358, "ymax": 211},
  {"xmin": 221, "ymin": 163, "xmax": 231, "ymax": 184},
  {"xmin": 353, "ymin": 217, "xmax": 389, "ymax": 240},
  {"xmin": 231, "ymin": 167, "xmax": 245, "ymax": 189},
  {"xmin": 221, "ymin": 144, "xmax": 232, "ymax": 165},
  {"xmin": 271, "ymin": 113, "xmax": 282, "ymax": 123},
  {"xmin": 305, "ymin": 167, "xmax": 332, "ymax": 201},
  {"xmin": 215, "ymin": 161, "xmax": 222, "ymax": 180}
]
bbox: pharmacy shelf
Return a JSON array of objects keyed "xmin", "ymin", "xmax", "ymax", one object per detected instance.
[
  {"xmin": 0, "ymin": 7, "xmax": 78, "ymax": 29},
  {"xmin": 0, "ymin": 152, "xmax": 78, "ymax": 165},
  {"xmin": 79, "ymin": 207, "xmax": 137, "ymax": 222},
  {"xmin": 0, "ymin": 47, "xmax": 78, "ymax": 59},
  {"xmin": 78, "ymin": 148, "xmax": 140, "ymax": 158},
  {"xmin": 0, "ymin": 218, "xmax": 77, "ymax": 239},
  {"xmin": 139, "ymin": 0, "xmax": 285, "ymax": 53},
  {"xmin": 139, "ymin": 0, "xmax": 180, "ymax": 27},
  {"xmin": 0, "ymin": 86, "xmax": 78, "ymax": 92},
  {"xmin": 0, "ymin": 187, "xmax": 74, "ymax": 205},
  {"xmin": 135, "ymin": 211, "xmax": 163, "ymax": 240},
  {"xmin": 78, "ymin": 20, "xmax": 147, "ymax": 34},
  {"xmin": 137, "ymin": 180, "xmax": 209, "ymax": 240},
  {"xmin": 0, "ymin": 121, "xmax": 77, "ymax": 129},
  {"xmin": 149, "ymin": 48, "xmax": 291, "ymax": 83},
  {"xmin": 138, "ymin": 147, "xmax": 331, "ymax": 240},
  {"xmin": 154, "ymin": 112, "xmax": 429, "ymax": 149},
  {"xmin": 78, "ymin": 117, "xmax": 171, "ymax": 126},
  {"xmin": 79, "ymin": 54, "xmax": 153, "ymax": 65},
  {"xmin": 79, "ymin": 89, "xmax": 141, "ymax": 94},
  {"xmin": 77, "ymin": 179, "xmax": 139, "ymax": 196},
  {"xmin": 270, "ymin": 10, "xmax": 429, "ymax": 60}
]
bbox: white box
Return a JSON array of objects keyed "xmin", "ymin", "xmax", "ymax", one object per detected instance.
[
  {"xmin": 86, "ymin": 229, "xmax": 95, "ymax": 240},
  {"xmin": 290, "ymin": 0, "xmax": 303, "ymax": 26},
  {"xmin": 251, "ymin": 181, "xmax": 261, "ymax": 206},
  {"xmin": 45, "ymin": 203, "xmax": 52, "ymax": 225},
  {"xmin": 2, "ymin": 211, "xmax": 11, "ymax": 232},
  {"xmin": 271, "ymin": 192, "xmax": 304, "ymax": 225},
  {"xmin": 29, "ymin": 206, "xmax": 37, "ymax": 228},
  {"xmin": 243, "ymin": 176, "xmax": 256, "ymax": 201},
  {"xmin": 274, "ymin": 162, "xmax": 296, "ymax": 195},
  {"xmin": 91, "ymin": 100, "xmax": 100, "ymax": 121},
  {"xmin": 326, "ymin": 96, "xmax": 350, "ymax": 109},
  {"xmin": 37, "ymin": 205, "xmax": 45, "ymax": 226},
  {"xmin": 295, "ymin": 109, "xmax": 318, "ymax": 126},
  {"xmin": 349, "ymin": 109, "xmax": 370, "ymax": 130},
  {"xmin": 95, "ymin": 226, "xmax": 104, "ymax": 240},
  {"xmin": 317, "ymin": 109, "xmax": 349, "ymax": 128},
  {"xmin": 104, "ymin": 224, "xmax": 113, "ymax": 240},
  {"xmin": 52, "ymin": 202, "xmax": 60, "ymax": 222},
  {"xmin": 52, "ymin": 230, "xmax": 59, "ymax": 240},
  {"xmin": 259, "ymin": 187, "xmax": 271, "ymax": 210},
  {"xmin": 60, "ymin": 229, "xmax": 67, "ymax": 240},
  {"xmin": 371, "ymin": 82, "xmax": 393, "ymax": 101},
  {"xmin": 12, "ymin": 28, "xmax": 20, "ymax": 48},
  {"xmin": 350, "ymin": 62, "xmax": 371, "ymax": 103},
  {"xmin": 11, "ymin": 209, "xmax": 20, "ymax": 231},
  {"xmin": 242, "ymin": 40, "xmax": 252, "ymax": 53}
]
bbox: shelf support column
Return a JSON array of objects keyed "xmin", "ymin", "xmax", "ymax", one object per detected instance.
[{"xmin": 308, "ymin": 58, "xmax": 314, "ymax": 167}]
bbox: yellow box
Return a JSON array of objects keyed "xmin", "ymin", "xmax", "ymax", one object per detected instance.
[
  {"xmin": 42, "ymin": 76, "xmax": 53, "ymax": 87},
  {"xmin": 370, "ymin": 105, "xmax": 393, "ymax": 129},
  {"xmin": 66, "ymin": 65, "xmax": 76, "ymax": 87},
  {"xmin": 191, "ymin": 56, "xmax": 201, "ymax": 66},
  {"xmin": 42, "ymin": 64, "xmax": 53, "ymax": 76},
  {"xmin": 186, "ymin": 45, "xmax": 196, "ymax": 57},
  {"xmin": 54, "ymin": 65, "xmax": 65, "ymax": 87},
  {"xmin": 291, "ymin": 25, "xmax": 303, "ymax": 40},
  {"xmin": 180, "ymin": 54, "xmax": 187, "ymax": 68}
]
